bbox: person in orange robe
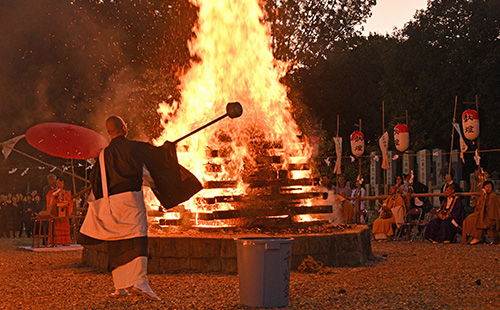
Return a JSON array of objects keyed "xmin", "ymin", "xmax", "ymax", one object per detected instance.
[
  {"xmin": 461, "ymin": 181, "xmax": 500, "ymax": 245},
  {"xmin": 372, "ymin": 185, "xmax": 406, "ymax": 241},
  {"xmin": 46, "ymin": 179, "xmax": 73, "ymax": 245}
]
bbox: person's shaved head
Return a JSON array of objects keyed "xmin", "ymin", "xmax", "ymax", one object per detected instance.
[{"xmin": 106, "ymin": 116, "xmax": 127, "ymax": 138}]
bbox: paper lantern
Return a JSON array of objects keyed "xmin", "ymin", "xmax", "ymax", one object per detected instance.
[
  {"xmin": 462, "ymin": 109, "xmax": 479, "ymax": 140},
  {"xmin": 350, "ymin": 131, "xmax": 365, "ymax": 157},
  {"xmin": 394, "ymin": 123, "xmax": 409, "ymax": 152}
]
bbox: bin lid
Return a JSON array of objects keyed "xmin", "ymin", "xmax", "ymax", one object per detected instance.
[{"xmin": 234, "ymin": 237, "xmax": 294, "ymax": 245}]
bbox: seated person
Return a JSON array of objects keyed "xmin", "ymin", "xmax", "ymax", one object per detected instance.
[
  {"xmin": 425, "ymin": 183, "xmax": 464, "ymax": 243},
  {"xmin": 461, "ymin": 181, "xmax": 500, "ymax": 245},
  {"xmin": 338, "ymin": 192, "xmax": 354, "ymax": 224},
  {"xmin": 440, "ymin": 172, "xmax": 462, "ymax": 204},
  {"xmin": 406, "ymin": 173, "xmax": 432, "ymax": 215},
  {"xmin": 372, "ymin": 186, "xmax": 406, "ymax": 241}
]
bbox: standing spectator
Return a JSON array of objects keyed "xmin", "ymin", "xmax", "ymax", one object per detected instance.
[
  {"xmin": 39, "ymin": 174, "xmax": 57, "ymax": 243},
  {"xmin": 334, "ymin": 176, "xmax": 352, "ymax": 197},
  {"xmin": 6, "ymin": 196, "xmax": 21, "ymax": 238},
  {"xmin": 351, "ymin": 179, "xmax": 367, "ymax": 223},
  {"xmin": 0, "ymin": 195, "xmax": 8, "ymax": 238},
  {"xmin": 33, "ymin": 195, "xmax": 42, "ymax": 213},
  {"xmin": 42, "ymin": 174, "xmax": 57, "ymax": 209},
  {"xmin": 395, "ymin": 175, "xmax": 408, "ymax": 195},
  {"xmin": 20, "ymin": 195, "xmax": 35, "ymax": 238},
  {"xmin": 46, "ymin": 179, "xmax": 73, "ymax": 245}
]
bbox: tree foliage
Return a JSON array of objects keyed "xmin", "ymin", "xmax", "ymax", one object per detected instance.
[
  {"xmin": 295, "ymin": 0, "xmax": 500, "ymax": 179},
  {"xmin": 262, "ymin": 0, "xmax": 376, "ymax": 69},
  {"xmin": 383, "ymin": 0, "xmax": 500, "ymax": 169}
]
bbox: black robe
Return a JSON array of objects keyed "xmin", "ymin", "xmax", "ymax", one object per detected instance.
[{"xmin": 79, "ymin": 136, "xmax": 202, "ymax": 270}]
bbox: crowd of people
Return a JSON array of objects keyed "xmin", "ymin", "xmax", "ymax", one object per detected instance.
[
  {"xmin": 320, "ymin": 169, "xmax": 500, "ymax": 245},
  {"xmin": 0, "ymin": 191, "xmax": 42, "ymax": 238},
  {"xmin": 368, "ymin": 170, "xmax": 500, "ymax": 245},
  {"xmin": 0, "ymin": 174, "xmax": 75, "ymax": 245}
]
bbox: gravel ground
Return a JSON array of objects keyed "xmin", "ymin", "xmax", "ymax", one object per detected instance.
[{"xmin": 1, "ymin": 237, "xmax": 500, "ymax": 310}]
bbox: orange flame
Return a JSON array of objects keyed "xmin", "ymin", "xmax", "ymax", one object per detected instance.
[{"xmin": 154, "ymin": 0, "xmax": 312, "ymax": 213}]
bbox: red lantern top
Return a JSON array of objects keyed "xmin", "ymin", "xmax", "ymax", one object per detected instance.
[
  {"xmin": 462, "ymin": 109, "xmax": 479, "ymax": 121},
  {"xmin": 350, "ymin": 131, "xmax": 364, "ymax": 141},
  {"xmin": 394, "ymin": 123, "xmax": 409, "ymax": 134}
]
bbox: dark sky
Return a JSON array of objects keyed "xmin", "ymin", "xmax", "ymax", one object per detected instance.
[
  {"xmin": 0, "ymin": 0, "xmax": 197, "ymax": 192},
  {"xmin": 0, "ymin": 0, "xmax": 189, "ymax": 141}
]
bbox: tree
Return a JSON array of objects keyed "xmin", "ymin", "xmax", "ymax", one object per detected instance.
[
  {"xmin": 262, "ymin": 0, "xmax": 376, "ymax": 69},
  {"xmin": 382, "ymin": 0, "xmax": 500, "ymax": 169}
]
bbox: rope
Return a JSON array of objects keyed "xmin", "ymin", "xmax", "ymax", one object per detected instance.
[{"xmin": 297, "ymin": 255, "xmax": 335, "ymax": 275}]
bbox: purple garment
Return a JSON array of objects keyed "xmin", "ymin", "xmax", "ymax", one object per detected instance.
[{"xmin": 425, "ymin": 196, "xmax": 465, "ymax": 242}]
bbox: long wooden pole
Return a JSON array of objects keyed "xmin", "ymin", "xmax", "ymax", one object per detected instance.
[
  {"xmin": 448, "ymin": 96, "xmax": 458, "ymax": 175},
  {"xmin": 358, "ymin": 119, "xmax": 362, "ymax": 177},
  {"xmin": 382, "ymin": 101, "xmax": 387, "ymax": 195},
  {"xmin": 475, "ymin": 95, "xmax": 481, "ymax": 171},
  {"xmin": 336, "ymin": 114, "xmax": 340, "ymax": 189}
]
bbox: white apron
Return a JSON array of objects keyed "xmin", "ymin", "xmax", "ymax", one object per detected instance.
[{"xmin": 80, "ymin": 150, "xmax": 148, "ymax": 241}]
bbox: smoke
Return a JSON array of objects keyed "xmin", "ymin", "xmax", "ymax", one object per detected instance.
[{"xmin": 0, "ymin": 0, "xmax": 146, "ymax": 140}]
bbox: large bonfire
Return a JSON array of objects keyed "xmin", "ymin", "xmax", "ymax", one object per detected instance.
[{"xmin": 152, "ymin": 0, "xmax": 313, "ymax": 216}]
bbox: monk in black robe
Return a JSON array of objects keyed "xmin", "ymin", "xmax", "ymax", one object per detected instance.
[
  {"xmin": 425, "ymin": 183, "xmax": 465, "ymax": 243},
  {"xmin": 79, "ymin": 116, "xmax": 201, "ymax": 299}
]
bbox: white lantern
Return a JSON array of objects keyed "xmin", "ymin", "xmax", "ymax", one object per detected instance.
[
  {"xmin": 462, "ymin": 109, "xmax": 480, "ymax": 140},
  {"xmin": 394, "ymin": 123, "xmax": 409, "ymax": 152},
  {"xmin": 350, "ymin": 131, "xmax": 365, "ymax": 157}
]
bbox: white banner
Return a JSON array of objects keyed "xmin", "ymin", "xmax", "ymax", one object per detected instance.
[
  {"xmin": 379, "ymin": 132, "xmax": 389, "ymax": 170},
  {"xmin": 452, "ymin": 122, "xmax": 468, "ymax": 163},
  {"xmin": 1, "ymin": 134, "xmax": 25, "ymax": 159}
]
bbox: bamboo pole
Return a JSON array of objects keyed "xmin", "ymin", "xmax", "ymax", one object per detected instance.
[
  {"xmin": 448, "ymin": 96, "xmax": 458, "ymax": 175},
  {"xmin": 351, "ymin": 191, "xmax": 481, "ymax": 203},
  {"xmin": 475, "ymin": 95, "xmax": 481, "ymax": 171},
  {"xmin": 71, "ymin": 159, "xmax": 77, "ymax": 197},
  {"xmin": 335, "ymin": 114, "xmax": 340, "ymax": 190},
  {"xmin": 382, "ymin": 101, "xmax": 387, "ymax": 195}
]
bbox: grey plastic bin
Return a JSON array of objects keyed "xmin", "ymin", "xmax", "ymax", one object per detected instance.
[{"xmin": 235, "ymin": 237, "xmax": 294, "ymax": 308}]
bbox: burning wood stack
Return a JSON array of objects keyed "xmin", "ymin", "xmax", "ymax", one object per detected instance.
[
  {"xmin": 154, "ymin": 133, "xmax": 332, "ymax": 229},
  {"xmin": 145, "ymin": 0, "xmax": 335, "ymax": 229}
]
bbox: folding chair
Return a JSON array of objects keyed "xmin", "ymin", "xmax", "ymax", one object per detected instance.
[{"xmin": 396, "ymin": 208, "xmax": 423, "ymax": 241}]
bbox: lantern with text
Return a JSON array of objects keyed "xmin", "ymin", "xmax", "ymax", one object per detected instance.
[
  {"xmin": 462, "ymin": 109, "xmax": 479, "ymax": 141},
  {"xmin": 394, "ymin": 123, "xmax": 409, "ymax": 152},
  {"xmin": 350, "ymin": 131, "xmax": 365, "ymax": 157}
]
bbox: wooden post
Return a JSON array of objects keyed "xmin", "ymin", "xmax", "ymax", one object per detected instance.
[
  {"xmin": 448, "ymin": 96, "xmax": 458, "ymax": 175},
  {"xmin": 335, "ymin": 114, "xmax": 340, "ymax": 190},
  {"xmin": 382, "ymin": 101, "xmax": 387, "ymax": 195},
  {"xmin": 475, "ymin": 95, "xmax": 481, "ymax": 171}
]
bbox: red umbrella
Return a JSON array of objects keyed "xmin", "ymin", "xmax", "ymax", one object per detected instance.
[{"xmin": 26, "ymin": 123, "xmax": 108, "ymax": 159}]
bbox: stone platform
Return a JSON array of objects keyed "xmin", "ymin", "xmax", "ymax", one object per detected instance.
[{"xmin": 81, "ymin": 225, "xmax": 373, "ymax": 274}]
